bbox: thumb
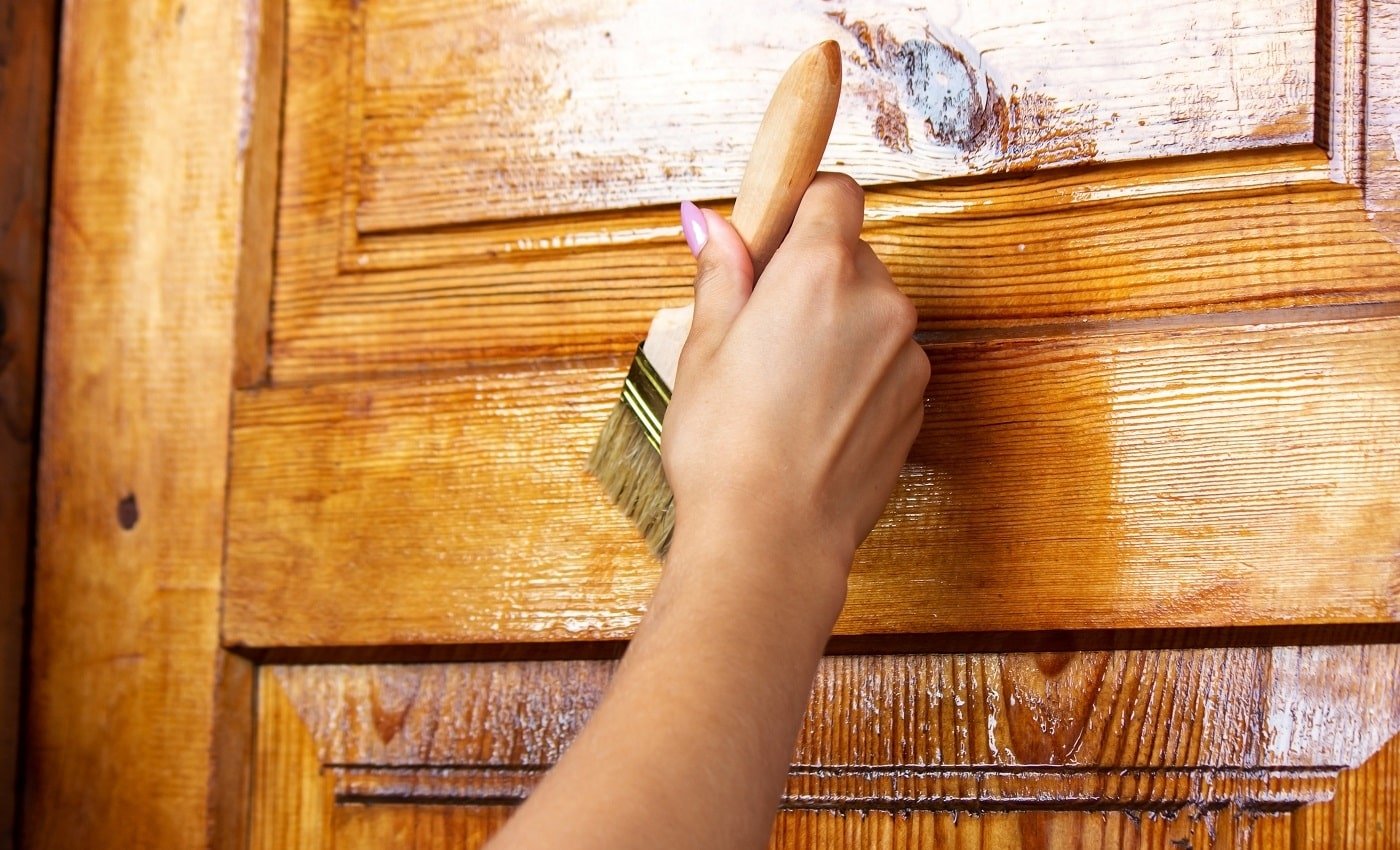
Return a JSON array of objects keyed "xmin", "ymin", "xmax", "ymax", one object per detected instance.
[{"xmin": 681, "ymin": 202, "xmax": 754, "ymax": 356}]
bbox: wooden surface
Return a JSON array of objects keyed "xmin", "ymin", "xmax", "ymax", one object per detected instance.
[
  {"xmin": 1364, "ymin": 0, "xmax": 1400, "ymax": 240},
  {"xmin": 233, "ymin": 0, "xmax": 286, "ymax": 388},
  {"xmin": 250, "ymin": 670, "xmax": 332, "ymax": 850},
  {"xmin": 326, "ymin": 805, "xmax": 1358, "ymax": 849},
  {"xmin": 1294, "ymin": 730, "xmax": 1400, "ymax": 848},
  {"xmin": 271, "ymin": 147, "xmax": 1400, "ymax": 383},
  {"xmin": 253, "ymin": 649, "xmax": 1400, "ymax": 847},
  {"xmin": 348, "ymin": 0, "xmax": 1315, "ymax": 229},
  {"xmin": 270, "ymin": 0, "xmax": 1356, "ymax": 385},
  {"xmin": 23, "ymin": 0, "xmax": 275, "ymax": 846},
  {"xmin": 0, "ymin": 0, "xmax": 57, "ymax": 845},
  {"xmin": 226, "ymin": 312, "xmax": 1400, "ymax": 647},
  {"xmin": 243, "ymin": 0, "xmax": 1400, "ymax": 648},
  {"xmin": 29, "ymin": 0, "xmax": 1400, "ymax": 846}
]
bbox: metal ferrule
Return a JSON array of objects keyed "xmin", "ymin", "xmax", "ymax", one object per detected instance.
[{"xmin": 621, "ymin": 343, "xmax": 671, "ymax": 452}]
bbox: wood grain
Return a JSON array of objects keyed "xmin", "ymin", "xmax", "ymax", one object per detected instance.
[
  {"xmin": 23, "ymin": 0, "xmax": 273, "ymax": 846},
  {"xmin": 1319, "ymin": 0, "xmax": 1366, "ymax": 184},
  {"xmin": 249, "ymin": 666, "xmax": 332, "ymax": 850},
  {"xmin": 350, "ymin": 0, "xmax": 1316, "ymax": 230},
  {"xmin": 0, "ymin": 0, "xmax": 57, "ymax": 844},
  {"xmin": 233, "ymin": 0, "xmax": 286, "ymax": 388},
  {"xmin": 269, "ymin": 0, "xmax": 1360, "ymax": 385},
  {"xmin": 1363, "ymin": 0, "xmax": 1400, "ymax": 242},
  {"xmin": 255, "ymin": 648, "xmax": 1400, "ymax": 847},
  {"xmin": 1294, "ymin": 729, "xmax": 1400, "ymax": 848},
  {"xmin": 335, "ymin": 805, "xmax": 1244, "ymax": 849},
  {"xmin": 272, "ymin": 146, "xmax": 1400, "ymax": 384},
  {"xmin": 226, "ymin": 314, "xmax": 1400, "ymax": 648},
  {"xmin": 282, "ymin": 648, "xmax": 1400, "ymax": 778}
]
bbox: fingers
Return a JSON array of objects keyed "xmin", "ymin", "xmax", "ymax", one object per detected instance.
[
  {"xmin": 787, "ymin": 172, "xmax": 865, "ymax": 249},
  {"xmin": 868, "ymin": 339, "xmax": 930, "ymax": 435},
  {"xmin": 853, "ymin": 241, "xmax": 919, "ymax": 348},
  {"xmin": 685, "ymin": 207, "xmax": 755, "ymax": 359},
  {"xmin": 902, "ymin": 339, "xmax": 932, "ymax": 398}
]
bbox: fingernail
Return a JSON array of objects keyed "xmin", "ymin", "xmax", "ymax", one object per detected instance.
[{"xmin": 680, "ymin": 201, "xmax": 709, "ymax": 257}]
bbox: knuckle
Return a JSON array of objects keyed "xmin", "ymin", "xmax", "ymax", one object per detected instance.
[
  {"xmin": 885, "ymin": 290, "xmax": 918, "ymax": 336},
  {"xmin": 819, "ymin": 172, "xmax": 864, "ymax": 203},
  {"xmin": 806, "ymin": 173, "xmax": 864, "ymax": 217},
  {"xmin": 910, "ymin": 343, "xmax": 932, "ymax": 382}
]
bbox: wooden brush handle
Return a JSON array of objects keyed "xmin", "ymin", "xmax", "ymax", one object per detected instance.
[
  {"xmin": 642, "ymin": 42, "xmax": 843, "ymax": 389},
  {"xmin": 731, "ymin": 40, "xmax": 843, "ymax": 278}
]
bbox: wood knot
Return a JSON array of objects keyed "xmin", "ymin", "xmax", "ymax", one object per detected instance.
[{"xmin": 117, "ymin": 493, "xmax": 139, "ymax": 530}]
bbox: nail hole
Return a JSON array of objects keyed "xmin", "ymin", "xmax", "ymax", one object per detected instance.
[{"xmin": 117, "ymin": 493, "xmax": 139, "ymax": 530}]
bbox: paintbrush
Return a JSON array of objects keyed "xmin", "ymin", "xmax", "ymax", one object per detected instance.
[{"xmin": 588, "ymin": 41, "xmax": 843, "ymax": 557}]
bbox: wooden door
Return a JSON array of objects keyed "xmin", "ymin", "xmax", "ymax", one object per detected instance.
[{"xmin": 25, "ymin": 0, "xmax": 1400, "ymax": 848}]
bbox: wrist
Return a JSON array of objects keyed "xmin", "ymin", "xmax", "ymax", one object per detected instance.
[{"xmin": 660, "ymin": 512, "xmax": 851, "ymax": 633}]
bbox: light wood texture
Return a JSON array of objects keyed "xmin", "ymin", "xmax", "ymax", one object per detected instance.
[
  {"xmin": 233, "ymin": 0, "xmax": 286, "ymax": 388},
  {"xmin": 271, "ymin": 146, "xmax": 1400, "ymax": 384},
  {"xmin": 1363, "ymin": 0, "xmax": 1400, "ymax": 242},
  {"xmin": 328, "ymin": 806, "xmax": 1299, "ymax": 849},
  {"xmin": 250, "ymin": 666, "xmax": 333, "ymax": 850},
  {"xmin": 349, "ymin": 0, "xmax": 1316, "ymax": 230},
  {"xmin": 270, "ymin": 0, "xmax": 1364, "ymax": 385},
  {"xmin": 226, "ymin": 313, "xmax": 1400, "ymax": 647},
  {"xmin": 1320, "ymin": 0, "xmax": 1366, "ymax": 184},
  {"xmin": 211, "ymin": 653, "xmax": 257, "ymax": 850},
  {"xmin": 253, "ymin": 648, "xmax": 1400, "ymax": 847},
  {"xmin": 1294, "ymin": 729, "xmax": 1400, "ymax": 848},
  {"xmin": 729, "ymin": 40, "xmax": 842, "ymax": 277},
  {"xmin": 24, "ymin": 0, "xmax": 276, "ymax": 846},
  {"xmin": 0, "ymin": 0, "xmax": 57, "ymax": 844},
  {"xmin": 36, "ymin": 0, "xmax": 1400, "ymax": 843}
]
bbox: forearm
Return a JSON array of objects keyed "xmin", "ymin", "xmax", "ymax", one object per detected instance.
[
  {"xmin": 487, "ymin": 531, "xmax": 846, "ymax": 850},
  {"xmin": 487, "ymin": 177, "xmax": 922, "ymax": 848}
]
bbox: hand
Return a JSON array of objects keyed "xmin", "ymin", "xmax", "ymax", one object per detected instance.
[{"xmin": 662, "ymin": 173, "xmax": 930, "ymax": 607}]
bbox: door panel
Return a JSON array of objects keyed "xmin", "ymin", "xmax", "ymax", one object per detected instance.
[
  {"xmin": 227, "ymin": 0, "xmax": 1400, "ymax": 646},
  {"xmin": 227, "ymin": 314, "xmax": 1400, "ymax": 646},
  {"xmin": 270, "ymin": 147, "xmax": 1400, "ymax": 382},
  {"xmin": 265, "ymin": 0, "xmax": 1373, "ymax": 387},
  {"xmin": 253, "ymin": 648, "xmax": 1400, "ymax": 847},
  {"xmin": 353, "ymin": 0, "xmax": 1316, "ymax": 228},
  {"xmin": 221, "ymin": 0, "xmax": 1400, "ymax": 846}
]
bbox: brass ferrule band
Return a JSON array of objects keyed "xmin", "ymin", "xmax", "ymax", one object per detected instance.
[{"xmin": 621, "ymin": 343, "xmax": 672, "ymax": 452}]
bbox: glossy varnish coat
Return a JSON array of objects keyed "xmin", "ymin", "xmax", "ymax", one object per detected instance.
[
  {"xmin": 254, "ymin": 645, "xmax": 1400, "ymax": 847},
  {"xmin": 227, "ymin": 312, "xmax": 1400, "ymax": 645}
]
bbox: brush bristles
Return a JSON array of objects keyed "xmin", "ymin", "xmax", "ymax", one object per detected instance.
[{"xmin": 588, "ymin": 401, "xmax": 675, "ymax": 557}]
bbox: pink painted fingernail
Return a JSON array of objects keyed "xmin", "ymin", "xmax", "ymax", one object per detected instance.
[{"xmin": 680, "ymin": 201, "xmax": 709, "ymax": 257}]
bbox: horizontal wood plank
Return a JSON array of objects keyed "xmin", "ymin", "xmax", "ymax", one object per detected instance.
[
  {"xmin": 353, "ymin": 0, "xmax": 1317, "ymax": 230},
  {"xmin": 270, "ymin": 150, "xmax": 1400, "ymax": 384},
  {"xmin": 333, "ymin": 805, "xmax": 1273, "ymax": 849},
  {"xmin": 276, "ymin": 647, "xmax": 1400, "ymax": 776},
  {"xmin": 226, "ymin": 315, "xmax": 1400, "ymax": 647},
  {"xmin": 261, "ymin": 647, "xmax": 1400, "ymax": 847}
]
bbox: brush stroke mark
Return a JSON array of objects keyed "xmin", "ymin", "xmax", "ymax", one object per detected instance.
[{"xmin": 828, "ymin": 11, "xmax": 1100, "ymax": 170}]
